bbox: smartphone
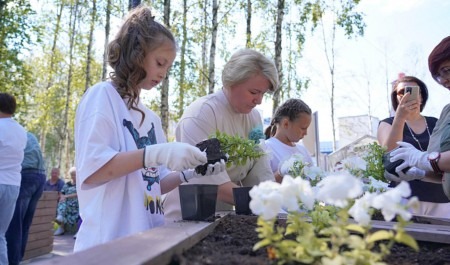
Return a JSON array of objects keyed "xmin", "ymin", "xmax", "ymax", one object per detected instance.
[{"xmin": 405, "ymin": 85, "xmax": 419, "ymax": 101}]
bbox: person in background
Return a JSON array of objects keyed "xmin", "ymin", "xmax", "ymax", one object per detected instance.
[
  {"xmin": 264, "ymin": 98, "xmax": 313, "ymax": 183},
  {"xmin": 163, "ymin": 48, "xmax": 279, "ymax": 219},
  {"xmin": 6, "ymin": 132, "xmax": 46, "ymax": 265},
  {"xmin": 53, "ymin": 167, "xmax": 79, "ymax": 237},
  {"xmin": 74, "ymin": 5, "xmax": 224, "ymax": 252},
  {"xmin": 43, "ymin": 167, "xmax": 65, "ymax": 192},
  {"xmin": 0, "ymin": 92, "xmax": 27, "ymax": 265},
  {"xmin": 379, "ymin": 76, "xmax": 450, "ymax": 217},
  {"xmin": 389, "ymin": 36, "xmax": 450, "ymax": 203}
]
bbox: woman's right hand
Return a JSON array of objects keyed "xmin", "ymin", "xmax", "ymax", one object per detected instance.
[
  {"xmin": 396, "ymin": 93, "xmax": 420, "ymax": 121},
  {"xmin": 144, "ymin": 142, "xmax": 207, "ymax": 171}
]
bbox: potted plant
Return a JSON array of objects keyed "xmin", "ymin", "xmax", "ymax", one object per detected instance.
[
  {"xmin": 179, "ymin": 131, "xmax": 265, "ymax": 220},
  {"xmin": 212, "ymin": 130, "xmax": 266, "ymax": 215}
]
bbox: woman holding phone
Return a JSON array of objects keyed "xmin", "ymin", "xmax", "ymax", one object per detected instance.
[
  {"xmin": 378, "ymin": 75, "xmax": 450, "ymax": 217},
  {"xmin": 389, "ymin": 36, "xmax": 450, "ymax": 206}
]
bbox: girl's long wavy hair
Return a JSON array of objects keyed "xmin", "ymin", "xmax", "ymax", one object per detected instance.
[{"xmin": 107, "ymin": 5, "xmax": 176, "ymax": 125}]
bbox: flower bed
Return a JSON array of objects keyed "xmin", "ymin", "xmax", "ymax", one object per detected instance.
[{"xmin": 172, "ymin": 214, "xmax": 450, "ymax": 265}]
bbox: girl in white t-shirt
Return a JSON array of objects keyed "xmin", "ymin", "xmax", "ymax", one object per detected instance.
[
  {"xmin": 264, "ymin": 99, "xmax": 313, "ymax": 182},
  {"xmin": 74, "ymin": 5, "xmax": 224, "ymax": 251}
]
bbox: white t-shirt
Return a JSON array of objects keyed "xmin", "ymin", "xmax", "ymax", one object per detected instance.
[
  {"xmin": 0, "ymin": 118, "xmax": 27, "ymax": 186},
  {"xmin": 74, "ymin": 82, "xmax": 170, "ymax": 251},
  {"xmin": 265, "ymin": 137, "xmax": 313, "ymax": 173},
  {"xmin": 163, "ymin": 89, "xmax": 274, "ymax": 219}
]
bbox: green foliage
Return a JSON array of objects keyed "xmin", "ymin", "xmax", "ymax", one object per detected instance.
[
  {"xmin": 361, "ymin": 142, "xmax": 387, "ymax": 182},
  {"xmin": 254, "ymin": 205, "xmax": 418, "ymax": 265},
  {"xmin": 211, "ymin": 131, "xmax": 265, "ymax": 168},
  {"xmin": 0, "ymin": 0, "xmax": 42, "ymax": 96}
]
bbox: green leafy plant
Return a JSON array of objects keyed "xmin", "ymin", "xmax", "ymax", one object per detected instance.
[
  {"xmin": 360, "ymin": 142, "xmax": 387, "ymax": 182},
  {"xmin": 211, "ymin": 130, "xmax": 265, "ymax": 167}
]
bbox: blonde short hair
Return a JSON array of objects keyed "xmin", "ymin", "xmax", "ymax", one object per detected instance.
[{"xmin": 222, "ymin": 49, "xmax": 279, "ymax": 92}]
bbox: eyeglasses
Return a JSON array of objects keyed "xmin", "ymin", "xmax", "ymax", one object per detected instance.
[{"xmin": 436, "ymin": 67, "xmax": 450, "ymax": 83}]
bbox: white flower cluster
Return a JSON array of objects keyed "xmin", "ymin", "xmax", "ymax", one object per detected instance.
[
  {"xmin": 249, "ymin": 174, "xmax": 418, "ymax": 226},
  {"xmin": 279, "ymin": 153, "xmax": 308, "ymax": 175}
]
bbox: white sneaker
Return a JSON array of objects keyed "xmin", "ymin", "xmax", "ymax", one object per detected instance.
[
  {"xmin": 54, "ymin": 226, "xmax": 64, "ymax": 236},
  {"xmin": 55, "ymin": 215, "xmax": 63, "ymax": 224}
]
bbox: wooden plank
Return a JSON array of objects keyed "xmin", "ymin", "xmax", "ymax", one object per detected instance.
[
  {"xmin": 41, "ymin": 191, "xmax": 59, "ymax": 201},
  {"xmin": 23, "ymin": 191, "xmax": 58, "ymax": 261},
  {"xmin": 27, "ymin": 230, "xmax": 53, "ymax": 242},
  {"xmin": 413, "ymin": 215, "xmax": 450, "ymax": 226},
  {"xmin": 36, "ymin": 199, "xmax": 58, "ymax": 209},
  {"xmin": 25, "ymin": 237, "xmax": 53, "ymax": 251},
  {"xmin": 31, "ymin": 215, "xmax": 55, "ymax": 225},
  {"xmin": 33, "ymin": 208, "xmax": 57, "ymax": 217},
  {"xmin": 31, "ymin": 219, "xmax": 222, "ymax": 265},
  {"xmin": 23, "ymin": 245, "xmax": 53, "ymax": 261},
  {"xmin": 29, "ymin": 223, "xmax": 53, "ymax": 234},
  {"xmin": 371, "ymin": 220, "xmax": 450, "ymax": 244}
]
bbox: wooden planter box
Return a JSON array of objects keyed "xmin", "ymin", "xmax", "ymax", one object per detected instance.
[
  {"xmin": 30, "ymin": 212, "xmax": 450, "ymax": 265},
  {"xmin": 23, "ymin": 191, "xmax": 58, "ymax": 261}
]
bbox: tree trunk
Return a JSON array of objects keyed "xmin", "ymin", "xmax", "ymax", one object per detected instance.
[
  {"xmin": 208, "ymin": 0, "xmax": 218, "ymax": 94},
  {"xmin": 199, "ymin": 0, "xmax": 208, "ymax": 92},
  {"xmin": 102, "ymin": 0, "xmax": 111, "ymax": 81},
  {"xmin": 41, "ymin": 2, "xmax": 63, "ymax": 155},
  {"xmin": 245, "ymin": 0, "xmax": 252, "ymax": 48},
  {"xmin": 272, "ymin": 0, "xmax": 284, "ymax": 113},
  {"xmin": 177, "ymin": 0, "xmax": 188, "ymax": 118},
  {"xmin": 85, "ymin": 0, "xmax": 97, "ymax": 91},
  {"xmin": 61, "ymin": 0, "xmax": 80, "ymax": 172},
  {"xmin": 160, "ymin": 0, "xmax": 171, "ymax": 136}
]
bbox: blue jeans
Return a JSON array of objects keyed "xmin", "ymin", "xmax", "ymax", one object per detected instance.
[
  {"xmin": 5, "ymin": 172, "xmax": 45, "ymax": 265},
  {"xmin": 0, "ymin": 184, "xmax": 20, "ymax": 265}
]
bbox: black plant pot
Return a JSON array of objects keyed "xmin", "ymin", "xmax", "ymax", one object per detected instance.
[
  {"xmin": 195, "ymin": 138, "xmax": 228, "ymax": 175},
  {"xmin": 383, "ymin": 148, "xmax": 410, "ymax": 177},
  {"xmin": 179, "ymin": 184, "xmax": 218, "ymax": 221},
  {"xmin": 233, "ymin": 186, "xmax": 252, "ymax": 215}
]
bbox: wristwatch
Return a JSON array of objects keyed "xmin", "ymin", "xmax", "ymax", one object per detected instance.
[{"xmin": 428, "ymin": 152, "xmax": 444, "ymax": 176}]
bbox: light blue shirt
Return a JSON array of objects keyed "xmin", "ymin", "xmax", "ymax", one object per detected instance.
[{"xmin": 21, "ymin": 132, "xmax": 46, "ymax": 170}]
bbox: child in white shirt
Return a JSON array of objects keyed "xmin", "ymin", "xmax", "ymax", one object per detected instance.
[{"xmin": 265, "ymin": 99, "xmax": 313, "ymax": 182}]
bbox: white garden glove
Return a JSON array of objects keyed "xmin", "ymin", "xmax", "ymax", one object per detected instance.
[
  {"xmin": 390, "ymin": 142, "xmax": 433, "ymax": 172},
  {"xmin": 383, "ymin": 167, "xmax": 426, "ymax": 182},
  {"xmin": 144, "ymin": 142, "xmax": 207, "ymax": 171},
  {"xmin": 180, "ymin": 159, "xmax": 227, "ymax": 183},
  {"xmin": 278, "ymin": 161, "xmax": 291, "ymax": 176}
]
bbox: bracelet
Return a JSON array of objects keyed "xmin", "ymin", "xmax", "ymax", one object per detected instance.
[
  {"xmin": 142, "ymin": 147, "xmax": 146, "ymax": 169},
  {"xmin": 181, "ymin": 171, "xmax": 189, "ymax": 183}
]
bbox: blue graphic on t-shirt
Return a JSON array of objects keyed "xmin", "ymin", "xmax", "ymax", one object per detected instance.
[{"xmin": 123, "ymin": 119, "xmax": 160, "ymax": 191}]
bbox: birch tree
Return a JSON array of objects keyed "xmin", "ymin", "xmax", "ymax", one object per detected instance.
[{"xmin": 207, "ymin": 0, "xmax": 218, "ymax": 94}]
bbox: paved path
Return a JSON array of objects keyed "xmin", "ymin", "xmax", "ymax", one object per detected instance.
[{"xmin": 21, "ymin": 234, "xmax": 75, "ymax": 264}]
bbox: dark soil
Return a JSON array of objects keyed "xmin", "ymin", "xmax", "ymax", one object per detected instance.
[
  {"xmin": 171, "ymin": 215, "xmax": 450, "ymax": 265},
  {"xmin": 195, "ymin": 138, "xmax": 228, "ymax": 175}
]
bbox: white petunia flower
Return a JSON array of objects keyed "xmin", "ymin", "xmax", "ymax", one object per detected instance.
[
  {"xmin": 341, "ymin": 156, "xmax": 367, "ymax": 171},
  {"xmin": 349, "ymin": 192, "xmax": 376, "ymax": 226},
  {"xmin": 279, "ymin": 175, "xmax": 316, "ymax": 211},
  {"xmin": 249, "ymin": 181, "xmax": 283, "ymax": 220},
  {"xmin": 279, "ymin": 153, "xmax": 308, "ymax": 176},
  {"xmin": 371, "ymin": 181, "xmax": 412, "ymax": 221},
  {"xmin": 366, "ymin": 176, "xmax": 389, "ymax": 193},
  {"xmin": 315, "ymin": 172, "xmax": 364, "ymax": 207},
  {"xmin": 304, "ymin": 166, "xmax": 325, "ymax": 182}
]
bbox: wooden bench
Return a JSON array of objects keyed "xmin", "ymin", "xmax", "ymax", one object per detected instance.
[{"xmin": 23, "ymin": 191, "xmax": 58, "ymax": 261}]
